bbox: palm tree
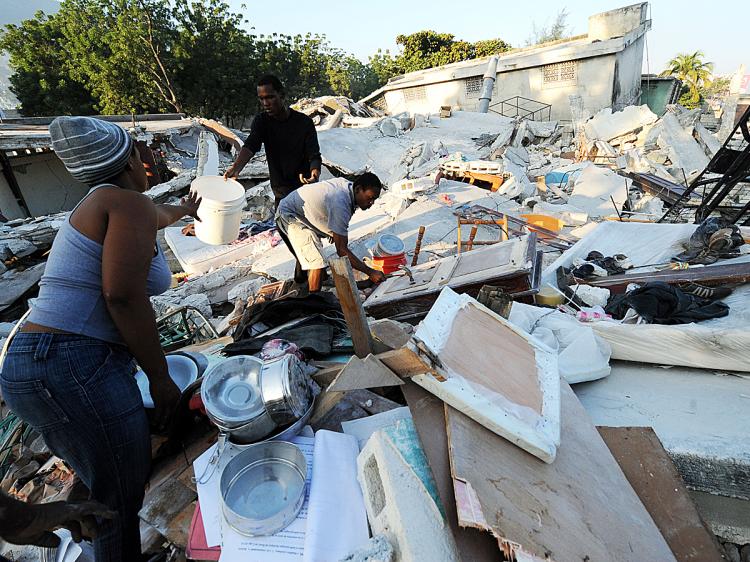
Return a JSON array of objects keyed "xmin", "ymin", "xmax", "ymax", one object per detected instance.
[{"xmin": 661, "ymin": 51, "xmax": 714, "ymax": 109}]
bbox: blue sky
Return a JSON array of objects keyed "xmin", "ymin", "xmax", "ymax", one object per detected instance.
[{"xmin": 225, "ymin": 0, "xmax": 745, "ymax": 75}]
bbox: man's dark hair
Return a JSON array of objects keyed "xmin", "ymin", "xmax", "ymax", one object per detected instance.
[
  {"xmin": 353, "ymin": 172, "xmax": 382, "ymax": 194},
  {"xmin": 257, "ymin": 74, "xmax": 284, "ymax": 95}
]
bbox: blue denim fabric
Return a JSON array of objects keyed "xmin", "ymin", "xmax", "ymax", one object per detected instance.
[{"xmin": 0, "ymin": 333, "xmax": 151, "ymax": 561}]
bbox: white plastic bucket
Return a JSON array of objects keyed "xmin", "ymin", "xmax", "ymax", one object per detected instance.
[{"xmin": 191, "ymin": 176, "xmax": 245, "ymax": 245}]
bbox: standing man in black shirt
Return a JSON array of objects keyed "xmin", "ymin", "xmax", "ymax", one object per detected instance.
[{"xmin": 224, "ymin": 75, "xmax": 322, "ymax": 208}]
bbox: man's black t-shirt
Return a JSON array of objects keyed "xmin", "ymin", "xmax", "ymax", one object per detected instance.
[{"xmin": 243, "ymin": 109, "xmax": 322, "ymax": 199}]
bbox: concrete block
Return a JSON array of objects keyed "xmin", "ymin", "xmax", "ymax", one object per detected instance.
[
  {"xmin": 584, "ymin": 105, "xmax": 658, "ymax": 142},
  {"xmin": 357, "ymin": 419, "xmax": 459, "ymax": 562},
  {"xmin": 656, "ymin": 113, "xmax": 709, "ymax": 175},
  {"xmin": 5, "ymin": 238, "xmax": 37, "ymax": 258},
  {"xmin": 340, "ymin": 535, "xmax": 395, "ymax": 562}
]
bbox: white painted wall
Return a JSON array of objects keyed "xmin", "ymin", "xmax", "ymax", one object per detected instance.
[
  {"xmin": 588, "ymin": 3, "xmax": 648, "ymax": 41},
  {"xmin": 613, "ymin": 34, "xmax": 646, "ymax": 109},
  {"xmin": 382, "ymin": 54, "xmax": 619, "ymax": 122}
]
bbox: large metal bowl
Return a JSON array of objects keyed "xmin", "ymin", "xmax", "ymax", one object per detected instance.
[{"xmin": 220, "ymin": 441, "xmax": 307, "ymax": 536}]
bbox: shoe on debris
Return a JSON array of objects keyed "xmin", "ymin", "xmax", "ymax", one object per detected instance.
[{"xmin": 678, "ymin": 282, "xmax": 733, "ymax": 300}]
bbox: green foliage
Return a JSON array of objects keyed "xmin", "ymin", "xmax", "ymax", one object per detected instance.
[
  {"xmin": 661, "ymin": 51, "xmax": 713, "ymax": 110},
  {"xmin": 0, "ymin": 11, "xmax": 96, "ymax": 115},
  {"xmin": 526, "ymin": 8, "xmax": 570, "ymax": 46},
  {"xmin": 1, "ymin": 2, "xmax": 511, "ymax": 118},
  {"xmin": 700, "ymin": 76, "xmax": 731, "ymax": 100},
  {"xmin": 368, "ymin": 30, "xmax": 512, "ymax": 85}
]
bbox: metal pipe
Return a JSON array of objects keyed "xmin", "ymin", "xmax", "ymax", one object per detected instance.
[
  {"xmin": 467, "ymin": 226, "xmax": 478, "ymax": 251},
  {"xmin": 477, "ymin": 56, "xmax": 499, "ymax": 113}
]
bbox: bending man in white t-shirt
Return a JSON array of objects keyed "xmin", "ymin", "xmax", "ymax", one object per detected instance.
[{"xmin": 276, "ymin": 172, "xmax": 386, "ymax": 292}]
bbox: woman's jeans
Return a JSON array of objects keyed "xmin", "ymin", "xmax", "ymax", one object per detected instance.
[{"xmin": 0, "ymin": 333, "xmax": 151, "ymax": 561}]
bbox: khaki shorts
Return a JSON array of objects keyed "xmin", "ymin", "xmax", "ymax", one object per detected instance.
[{"xmin": 277, "ymin": 214, "xmax": 327, "ymax": 270}]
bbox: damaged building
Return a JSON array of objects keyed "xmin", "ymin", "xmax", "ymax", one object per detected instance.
[
  {"xmin": 363, "ymin": 3, "xmax": 652, "ymax": 121},
  {"xmin": 1, "ymin": 2, "xmax": 750, "ymax": 562}
]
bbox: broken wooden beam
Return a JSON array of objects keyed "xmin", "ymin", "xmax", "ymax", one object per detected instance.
[{"xmin": 330, "ymin": 256, "xmax": 374, "ymax": 358}]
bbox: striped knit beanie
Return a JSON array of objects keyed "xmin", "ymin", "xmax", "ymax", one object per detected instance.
[{"xmin": 49, "ymin": 116, "xmax": 134, "ymax": 186}]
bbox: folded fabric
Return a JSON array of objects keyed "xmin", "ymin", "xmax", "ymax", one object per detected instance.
[{"xmin": 605, "ymin": 281, "xmax": 729, "ymax": 325}]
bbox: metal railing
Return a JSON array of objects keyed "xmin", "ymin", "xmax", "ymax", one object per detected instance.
[{"xmin": 490, "ymin": 96, "xmax": 551, "ymax": 122}]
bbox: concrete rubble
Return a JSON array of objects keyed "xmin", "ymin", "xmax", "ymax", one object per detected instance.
[{"xmin": 1, "ymin": 81, "xmax": 748, "ymax": 562}]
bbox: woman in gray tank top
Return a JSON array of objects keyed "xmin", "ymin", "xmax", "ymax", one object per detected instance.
[{"xmin": 0, "ymin": 117, "xmax": 201, "ymax": 561}]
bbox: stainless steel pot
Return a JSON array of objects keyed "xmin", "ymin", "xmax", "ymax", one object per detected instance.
[
  {"xmin": 201, "ymin": 354, "xmax": 315, "ymax": 444},
  {"xmin": 201, "ymin": 355, "xmax": 275, "ymax": 443},
  {"xmin": 260, "ymin": 354, "xmax": 315, "ymax": 426},
  {"xmin": 220, "ymin": 441, "xmax": 307, "ymax": 536}
]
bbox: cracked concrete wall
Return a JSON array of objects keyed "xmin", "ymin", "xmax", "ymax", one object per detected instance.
[{"xmin": 8, "ymin": 152, "xmax": 89, "ymax": 217}]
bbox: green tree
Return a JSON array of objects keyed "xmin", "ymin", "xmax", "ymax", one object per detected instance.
[
  {"xmin": 526, "ymin": 8, "xmax": 570, "ymax": 46},
  {"xmin": 171, "ymin": 0, "xmax": 256, "ymax": 125},
  {"xmin": 661, "ymin": 51, "xmax": 713, "ymax": 109},
  {"xmin": 0, "ymin": 11, "xmax": 96, "ymax": 115},
  {"xmin": 56, "ymin": 0, "xmax": 180, "ymax": 114},
  {"xmin": 367, "ymin": 31, "xmax": 512, "ymax": 86}
]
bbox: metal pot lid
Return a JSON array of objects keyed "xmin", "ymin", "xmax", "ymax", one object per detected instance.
[{"xmin": 201, "ymin": 355, "xmax": 265, "ymax": 425}]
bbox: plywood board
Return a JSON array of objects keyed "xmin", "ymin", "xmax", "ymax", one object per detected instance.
[
  {"xmin": 445, "ymin": 384, "xmax": 676, "ymax": 562},
  {"xmin": 402, "ymin": 381, "xmax": 501, "ymax": 562},
  {"xmin": 598, "ymin": 427, "xmax": 725, "ymax": 562},
  {"xmin": 328, "ymin": 354, "xmax": 404, "ymax": 392},
  {"xmin": 410, "ymin": 287, "xmax": 559, "ymax": 463}
]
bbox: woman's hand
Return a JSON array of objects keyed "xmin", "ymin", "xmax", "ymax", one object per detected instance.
[
  {"xmin": 149, "ymin": 374, "xmax": 181, "ymax": 433},
  {"xmin": 180, "ymin": 191, "xmax": 202, "ymax": 221}
]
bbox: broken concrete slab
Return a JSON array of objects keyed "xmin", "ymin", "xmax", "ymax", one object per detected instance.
[
  {"xmin": 4, "ymin": 238, "xmax": 37, "ymax": 258},
  {"xmin": 575, "ymin": 361, "xmax": 750, "ymax": 503},
  {"xmin": 340, "ymin": 535, "xmax": 395, "ymax": 562},
  {"xmin": 317, "ymin": 110, "xmax": 516, "ymax": 183},
  {"xmin": 357, "ymin": 418, "xmax": 460, "ymax": 562},
  {"xmin": 0, "ymin": 263, "xmax": 45, "ymax": 312},
  {"xmin": 694, "ymin": 122, "xmax": 722, "ymax": 159},
  {"xmin": 328, "ymin": 354, "xmax": 404, "ymax": 393},
  {"xmin": 408, "ymin": 287, "xmax": 561, "ymax": 463},
  {"xmin": 151, "ymin": 292, "xmax": 212, "ymax": 320},
  {"xmin": 568, "ymin": 165, "xmax": 630, "ymax": 218},
  {"xmin": 584, "ymin": 105, "xmax": 659, "ymax": 142},
  {"xmin": 446, "ymin": 383, "xmax": 677, "ymax": 562},
  {"xmin": 656, "ymin": 112, "xmax": 710, "ymax": 176}
]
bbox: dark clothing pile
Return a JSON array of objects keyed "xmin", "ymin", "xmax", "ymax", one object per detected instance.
[
  {"xmin": 605, "ymin": 282, "xmax": 730, "ymax": 325},
  {"xmin": 571, "ymin": 251, "xmax": 632, "ymax": 280},
  {"xmin": 674, "ymin": 217, "xmax": 745, "ymax": 265},
  {"xmin": 243, "ymin": 109, "xmax": 322, "ymax": 200},
  {"xmin": 225, "ymin": 291, "xmax": 349, "ymax": 359}
]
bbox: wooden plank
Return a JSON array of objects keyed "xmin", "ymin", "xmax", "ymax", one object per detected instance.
[
  {"xmin": 445, "ymin": 383, "xmax": 676, "ymax": 562},
  {"xmin": 413, "ymin": 288, "xmax": 560, "ymax": 463},
  {"xmin": 402, "ymin": 381, "xmax": 501, "ymax": 562},
  {"xmin": 583, "ymin": 261, "xmax": 750, "ymax": 293},
  {"xmin": 330, "ymin": 256, "xmax": 373, "ymax": 358},
  {"xmin": 377, "ymin": 347, "xmax": 433, "ymax": 378},
  {"xmin": 138, "ymin": 478, "xmax": 197, "ymax": 549},
  {"xmin": 598, "ymin": 427, "xmax": 725, "ymax": 562},
  {"xmin": 328, "ymin": 354, "xmax": 404, "ymax": 392},
  {"xmin": 311, "ymin": 364, "xmax": 345, "ymax": 387}
]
